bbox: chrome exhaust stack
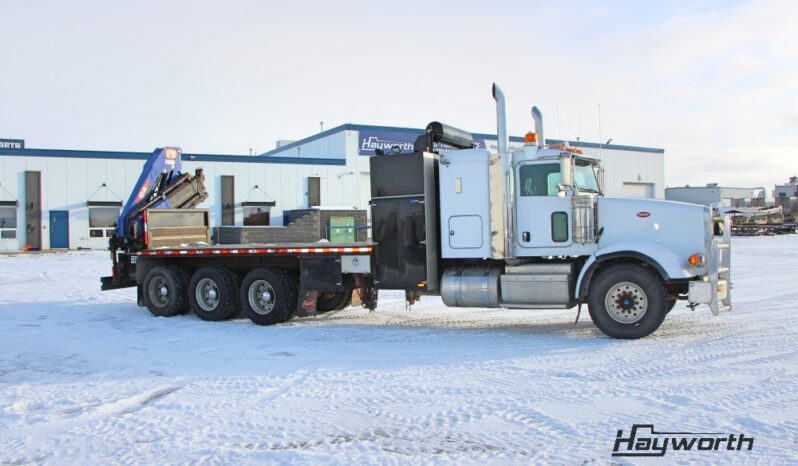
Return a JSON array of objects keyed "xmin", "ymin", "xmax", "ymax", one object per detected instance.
[
  {"xmin": 492, "ymin": 83, "xmax": 513, "ymax": 259},
  {"xmin": 492, "ymin": 83, "xmax": 509, "ymax": 159},
  {"xmin": 531, "ymin": 106, "xmax": 544, "ymax": 147}
]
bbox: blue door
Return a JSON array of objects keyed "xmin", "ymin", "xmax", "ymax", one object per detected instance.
[{"xmin": 49, "ymin": 211, "xmax": 69, "ymax": 249}]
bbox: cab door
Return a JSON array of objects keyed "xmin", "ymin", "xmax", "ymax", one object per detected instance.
[{"xmin": 514, "ymin": 161, "xmax": 572, "ymax": 252}]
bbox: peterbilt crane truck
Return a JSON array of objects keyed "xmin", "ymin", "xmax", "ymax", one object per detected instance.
[{"xmin": 101, "ymin": 84, "xmax": 731, "ymax": 339}]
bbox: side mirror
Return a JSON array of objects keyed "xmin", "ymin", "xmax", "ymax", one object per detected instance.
[{"xmin": 556, "ymin": 183, "xmax": 572, "ymax": 198}]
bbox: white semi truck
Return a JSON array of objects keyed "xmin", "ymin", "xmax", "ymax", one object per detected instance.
[{"xmin": 102, "ymin": 84, "xmax": 731, "ymax": 339}]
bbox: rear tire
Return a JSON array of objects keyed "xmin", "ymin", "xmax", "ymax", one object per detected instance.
[
  {"xmin": 188, "ymin": 267, "xmax": 241, "ymax": 321},
  {"xmin": 142, "ymin": 265, "xmax": 190, "ymax": 317},
  {"xmin": 240, "ymin": 268, "xmax": 298, "ymax": 326},
  {"xmin": 316, "ymin": 291, "xmax": 352, "ymax": 312},
  {"xmin": 587, "ymin": 264, "xmax": 667, "ymax": 339}
]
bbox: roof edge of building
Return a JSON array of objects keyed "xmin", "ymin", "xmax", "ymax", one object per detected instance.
[
  {"xmin": 0, "ymin": 147, "xmax": 345, "ymax": 165},
  {"xmin": 261, "ymin": 122, "xmax": 664, "ymax": 156}
]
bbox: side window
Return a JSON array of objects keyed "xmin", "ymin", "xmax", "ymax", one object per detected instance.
[
  {"xmin": 520, "ymin": 163, "xmax": 560, "ymax": 197},
  {"xmin": 551, "ymin": 212, "xmax": 568, "ymax": 242},
  {"xmin": 547, "ymin": 173, "xmax": 562, "ymax": 195},
  {"xmin": 574, "ymin": 171, "xmax": 587, "ymax": 187}
]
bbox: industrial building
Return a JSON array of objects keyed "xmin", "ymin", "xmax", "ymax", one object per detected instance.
[
  {"xmin": 774, "ymin": 177, "xmax": 798, "ymax": 198},
  {"xmin": 0, "ymin": 126, "xmax": 664, "ymax": 251},
  {"xmin": 665, "ymin": 184, "xmax": 766, "ymax": 207}
]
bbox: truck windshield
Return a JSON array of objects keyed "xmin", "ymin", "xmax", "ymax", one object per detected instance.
[{"xmin": 574, "ymin": 163, "xmax": 600, "ymax": 193}]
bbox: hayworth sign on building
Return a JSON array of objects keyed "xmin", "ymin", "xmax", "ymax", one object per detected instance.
[
  {"xmin": 0, "ymin": 139, "xmax": 24, "ymax": 149},
  {"xmin": 357, "ymin": 130, "xmax": 523, "ymax": 156}
]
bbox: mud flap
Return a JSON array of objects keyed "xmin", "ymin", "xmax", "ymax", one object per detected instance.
[
  {"xmin": 137, "ymin": 285, "xmax": 144, "ymax": 307},
  {"xmin": 294, "ymin": 290, "xmax": 319, "ymax": 317}
]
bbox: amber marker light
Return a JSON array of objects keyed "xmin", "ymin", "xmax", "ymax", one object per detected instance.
[{"xmin": 688, "ymin": 254, "xmax": 705, "ymax": 266}]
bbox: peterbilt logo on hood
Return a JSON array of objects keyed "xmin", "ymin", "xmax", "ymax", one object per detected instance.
[{"xmin": 637, "ymin": 211, "xmax": 651, "ymax": 218}]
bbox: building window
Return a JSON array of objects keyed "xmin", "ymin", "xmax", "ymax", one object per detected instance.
[
  {"xmin": 89, "ymin": 206, "xmax": 120, "ymax": 238},
  {"xmin": 243, "ymin": 207, "xmax": 269, "ymax": 226},
  {"xmin": 0, "ymin": 205, "xmax": 17, "ymax": 239},
  {"xmin": 241, "ymin": 201, "xmax": 275, "ymax": 226}
]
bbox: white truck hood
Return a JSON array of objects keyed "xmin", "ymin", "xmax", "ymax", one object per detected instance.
[{"xmin": 596, "ymin": 197, "xmax": 711, "ymax": 279}]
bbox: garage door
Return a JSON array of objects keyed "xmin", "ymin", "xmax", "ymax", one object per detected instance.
[{"xmin": 622, "ymin": 182, "xmax": 654, "ymax": 198}]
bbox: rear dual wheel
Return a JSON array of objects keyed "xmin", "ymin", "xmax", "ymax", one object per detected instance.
[
  {"xmin": 143, "ymin": 265, "xmax": 300, "ymax": 326},
  {"xmin": 188, "ymin": 267, "xmax": 241, "ymax": 321},
  {"xmin": 240, "ymin": 268, "xmax": 298, "ymax": 326},
  {"xmin": 316, "ymin": 291, "xmax": 352, "ymax": 312},
  {"xmin": 142, "ymin": 266, "xmax": 191, "ymax": 317}
]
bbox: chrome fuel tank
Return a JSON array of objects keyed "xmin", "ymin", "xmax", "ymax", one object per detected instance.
[{"xmin": 440, "ymin": 266, "xmax": 502, "ymax": 308}]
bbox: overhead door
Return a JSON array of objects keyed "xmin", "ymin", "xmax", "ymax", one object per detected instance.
[{"xmin": 622, "ymin": 182, "xmax": 654, "ymax": 198}]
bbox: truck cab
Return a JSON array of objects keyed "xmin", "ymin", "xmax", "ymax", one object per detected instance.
[{"xmin": 513, "ymin": 144, "xmax": 601, "ymax": 255}]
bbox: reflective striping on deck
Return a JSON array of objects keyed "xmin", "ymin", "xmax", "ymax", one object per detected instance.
[{"xmin": 137, "ymin": 246, "xmax": 373, "ymax": 256}]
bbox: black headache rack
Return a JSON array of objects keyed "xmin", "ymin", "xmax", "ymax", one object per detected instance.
[
  {"xmin": 369, "ymin": 121, "xmax": 473, "ymax": 292},
  {"xmin": 370, "ymin": 152, "xmax": 439, "ymax": 291}
]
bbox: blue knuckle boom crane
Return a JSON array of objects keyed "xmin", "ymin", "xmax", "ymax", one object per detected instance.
[{"xmin": 102, "ymin": 147, "xmax": 207, "ymax": 290}]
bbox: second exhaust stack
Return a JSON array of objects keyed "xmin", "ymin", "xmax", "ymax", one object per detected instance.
[
  {"xmin": 491, "ymin": 83, "xmax": 513, "ymax": 259},
  {"xmin": 531, "ymin": 106, "xmax": 544, "ymax": 147}
]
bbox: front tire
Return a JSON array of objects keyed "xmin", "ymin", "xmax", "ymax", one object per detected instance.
[
  {"xmin": 240, "ymin": 268, "xmax": 298, "ymax": 326},
  {"xmin": 666, "ymin": 298, "xmax": 677, "ymax": 314},
  {"xmin": 587, "ymin": 264, "xmax": 667, "ymax": 339},
  {"xmin": 188, "ymin": 267, "xmax": 241, "ymax": 321},
  {"xmin": 142, "ymin": 266, "xmax": 190, "ymax": 317}
]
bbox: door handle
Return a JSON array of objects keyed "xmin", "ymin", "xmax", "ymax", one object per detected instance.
[{"xmin": 522, "ymin": 231, "xmax": 530, "ymax": 242}]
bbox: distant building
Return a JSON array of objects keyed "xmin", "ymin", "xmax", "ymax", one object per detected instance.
[
  {"xmin": 665, "ymin": 184, "xmax": 765, "ymax": 207},
  {"xmin": 774, "ymin": 176, "xmax": 798, "ymax": 198}
]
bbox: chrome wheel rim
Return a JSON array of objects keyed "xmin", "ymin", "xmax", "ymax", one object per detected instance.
[
  {"xmin": 248, "ymin": 280, "xmax": 276, "ymax": 315},
  {"xmin": 148, "ymin": 277, "xmax": 169, "ymax": 307},
  {"xmin": 195, "ymin": 278, "xmax": 220, "ymax": 312},
  {"xmin": 605, "ymin": 281, "xmax": 648, "ymax": 324}
]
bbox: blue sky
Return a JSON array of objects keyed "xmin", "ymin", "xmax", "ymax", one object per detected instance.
[{"xmin": 1, "ymin": 0, "xmax": 795, "ymax": 190}]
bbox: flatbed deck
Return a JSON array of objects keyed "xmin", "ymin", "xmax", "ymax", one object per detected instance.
[{"xmin": 135, "ymin": 242, "xmax": 373, "ymax": 257}]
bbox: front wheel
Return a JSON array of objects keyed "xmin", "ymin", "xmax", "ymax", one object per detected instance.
[
  {"xmin": 666, "ymin": 298, "xmax": 677, "ymax": 314},
  {"xmin": 587, "ymin": 264, "xmax": 668, "ymax": 339}
]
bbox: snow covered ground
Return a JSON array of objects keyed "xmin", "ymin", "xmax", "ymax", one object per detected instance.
[{"xmin": 1, "ymin": 236, "xmax": 797, "ymax": 465}]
